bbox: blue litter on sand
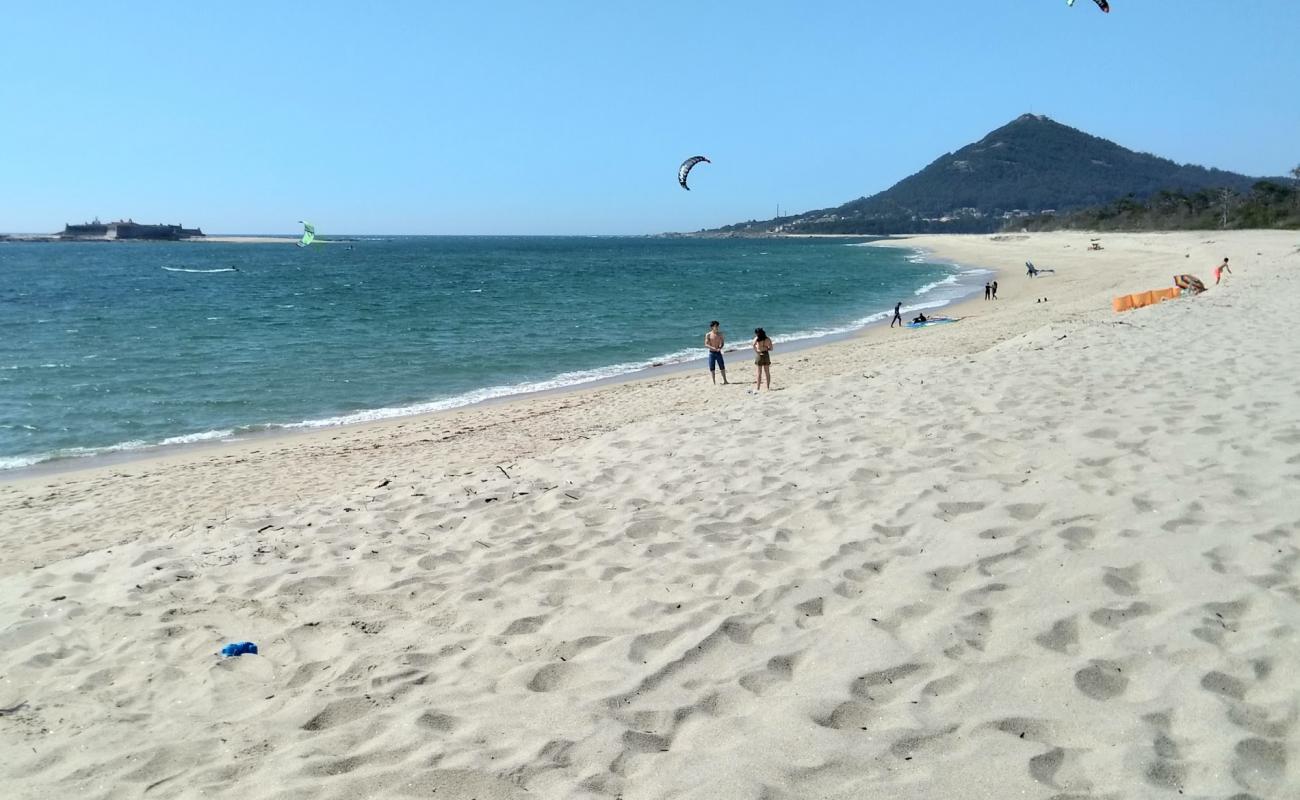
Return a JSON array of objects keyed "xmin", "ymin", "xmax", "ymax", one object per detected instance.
[{"xmin": 221, "ymin": 641, "xmax": 258, "ymax": 657}]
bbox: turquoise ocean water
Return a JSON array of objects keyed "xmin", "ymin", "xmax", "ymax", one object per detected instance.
[{"xmin": 0, "ymin": 237, "xmax": 986, "ymax": 470}]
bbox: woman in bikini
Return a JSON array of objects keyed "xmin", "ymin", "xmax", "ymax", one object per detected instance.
[{"xmin": 752, "ymin": 327, "xmax": 773, "ymax": 390}]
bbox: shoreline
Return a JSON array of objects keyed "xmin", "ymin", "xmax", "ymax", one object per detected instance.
[{"xmin": 1, "ymin": 248, "xmax": 993, "ymax": 481}]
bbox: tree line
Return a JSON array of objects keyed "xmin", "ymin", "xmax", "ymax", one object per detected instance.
[{"xmin": 1015, "ymin": 169, "xmax": 1300, "ymax": 232}]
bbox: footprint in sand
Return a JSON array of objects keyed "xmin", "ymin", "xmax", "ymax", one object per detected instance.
[
  {"xmin": 1227, "ymin": 703, "xmax": 1293, "ymax": 739},
  {"xmin": 1073, "ymin": 660, "xmax": 1128, "ymax": 701},
  {"xmin": 851, "ymin": 662, "xmax": 929, "ymax": 703},
  {"xmin": 1140, "ymin": 712, "xmax": 1188, "ymax": 793},
  {"xmin": 1083, "ymin": 427, "xmax": 1120, "ymax": 440},
  {"xmin": 301, "ymin": 696, "xmax": 377, "ymax": 731},
  {"xmin": 1101, "ymin": 564, "xmax": 1142, "ymax": 596},
  {"xmin": 1034, "ymin": 617, "xmax": 1079, "ymax": 654},
  {"xmin": 1087, "ymin": 601, "xmax": 1154, "ymax": 629},
  {"xmin": 793, "ymin": 597, "xmax": 825, "ymax": 629},
  {"xmin": 415, "ymin": 711, "xmax": 460, "ymax": 732},
  {"xmin": 738, "ymin": 653, "xmax": 798, "ymax": 696},
  {"xmin": 527, "ymin": 662, "xmax": 575, "ymax": 692},
  {"xmin": 936, "ymin": 501, "xmax": 987, "ymax": 519},
  {"xmin": 621, "ymin": 729, "xmax": 672, "ymax": 753},
  {"xmin": 921, "ymin": 672, "xmax": 965, "ymax": 697},
  {"xmin": 871, "ymin": 523, "xmax": 912, "ymax": 539},
  {"xmin": 1231, "ymin": 738, "xmax": 1287, "ymax": 794},
  {"xmin": 1200, "ymin": 670, "xmax": 1248, "ymax": 701},
  {"xmin": 928, "ymin": 565, "xmax": 969, "ymax": 591},
  {"xmin": 628, "ymin": 629, "xmax": 679, "ymax": 663},
  {"xmin": 1005, "ymin": 503, "xmax": 1045, "ymax": 522},
  {"xmin": 989, "ymin": 717, "xmax": 1056, "ymax": 743},
  {"xmin": 501, "ymin": 615, "xmax": 548, "ymax": 635},
  {"xmin": 1058, "ymin": 525, "xmax": 1096, "ymax": 551},
  {"xmin": 817, "ymin": 700, "xmax": 873, "ymax": 730},
  {"xmin": 890, "ymin": 726, "xmax": 960, "ymax": 759}
]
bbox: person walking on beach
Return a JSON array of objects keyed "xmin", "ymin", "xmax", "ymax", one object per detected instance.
[
  {"xmin": 1214, "ymin": 257, "xmax": 1232, "ymax": 285},
  {"xmin": 705, "ymin": 321, "xmax": 729, "ymax": 385},
  {"xmin": 890, "ymin": 301, "xmax": 903, "ymax": 328},
  {"xmin": 752, "ymin": 328, "xmax": 773, "ymax": 390},
  {"xmin": 991, "ymin": 280, "xmax": 999, "ymax": 300},
  {"xmin": 984, "ymin": 282, "xmax": 992, "ymax": 300}
]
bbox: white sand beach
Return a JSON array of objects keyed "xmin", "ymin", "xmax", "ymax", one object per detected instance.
[{"xmin": 2, "ymin": 231, "xmax": 1298, "ymax": 799}]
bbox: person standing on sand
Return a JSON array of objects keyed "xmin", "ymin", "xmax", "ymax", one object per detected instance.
[
  {"xmin": 984, "ymin": 282, "xmax": 991, "ymax": 300},
  {"xmin": 752, "ymin": 328, "xmax": 773, "ymax": 391},
  {"xmin": 1214, "ymin": 258, "xmax": 1232, "ymax": 285},
  {"xmin": 890, "ymin": 301, "xmax": 903, "ymax": 328},
  {"xmin": 992, "ymin": 280, "xmax": 999, "ymax": 300},
  {"xmin": 705, "ymin": 321, "xmax": 728, "ymax": 385}
]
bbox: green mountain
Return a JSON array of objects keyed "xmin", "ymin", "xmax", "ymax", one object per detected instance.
[{"xmin": 708, "ymin": 114, "xmax": 1271, "ymax": 235}]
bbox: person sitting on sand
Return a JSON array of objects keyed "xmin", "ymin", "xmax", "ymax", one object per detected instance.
[
  {"xmin": 752, "ymin": 328, "xmax": 773, "ymax": 390},
  {"xmin": 912, "ymin": 312, "xmax": 928, "ymax": 324},
  {"xmin": 1213, "ymin": 257, "xmax": 1232, "ymax": 285},
  {"xmin": 704, "ymin": 321, "xmax": 729, "ymax": 385}
]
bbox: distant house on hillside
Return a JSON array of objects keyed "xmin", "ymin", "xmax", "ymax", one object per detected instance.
[{"xmin": 59, "ymin": 218, "xmax": 204, "ymax": 241}]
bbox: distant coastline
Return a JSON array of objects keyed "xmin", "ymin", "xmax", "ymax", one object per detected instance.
[
  {"xmin": 1, "ymin": 233, "xmax": 305, "ymax": 244},
  {"xmin": 187, "ymin": 235, "xmax": 299, "ymax": 244}
]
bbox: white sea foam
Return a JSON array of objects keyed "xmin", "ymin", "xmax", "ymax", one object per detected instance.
[
  {"xmin": 162, "ymin": 267, "xmax": 238, "ymax": 273},
  {"xmin": 0, "ymin": 429, "xmax": 240, "ymax": 471},
  {"xmin": 0, "ymin": 455, "xmax": 43, "ymax": 470},
  {"xmin": 158, "ymin": 429, "xmax": 237, "ymax": 446},
  {"xmin": 280, "ymin": 348, "xmax": 707, "ymax": 430},
  {"xmin": 0, "ymin": 438, "xmax": 148, "ymax": 471},
  {"xmin": 913, "ymin": 274, "xmax": 959, "ymax": 296}
]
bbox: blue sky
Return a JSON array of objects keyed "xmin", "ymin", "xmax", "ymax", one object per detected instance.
[{"xmin": 2, "ymin": 1, "xmax": 1296, "ymax": 235}]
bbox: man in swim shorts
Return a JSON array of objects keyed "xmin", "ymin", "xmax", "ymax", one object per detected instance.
[
  {"xmin": 705, "ymin": 321, "xmax": 729, "ymax": 385},
  {"xmin": 891, "ymin": 301, "xmax": 903, "ymax": 328}
]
